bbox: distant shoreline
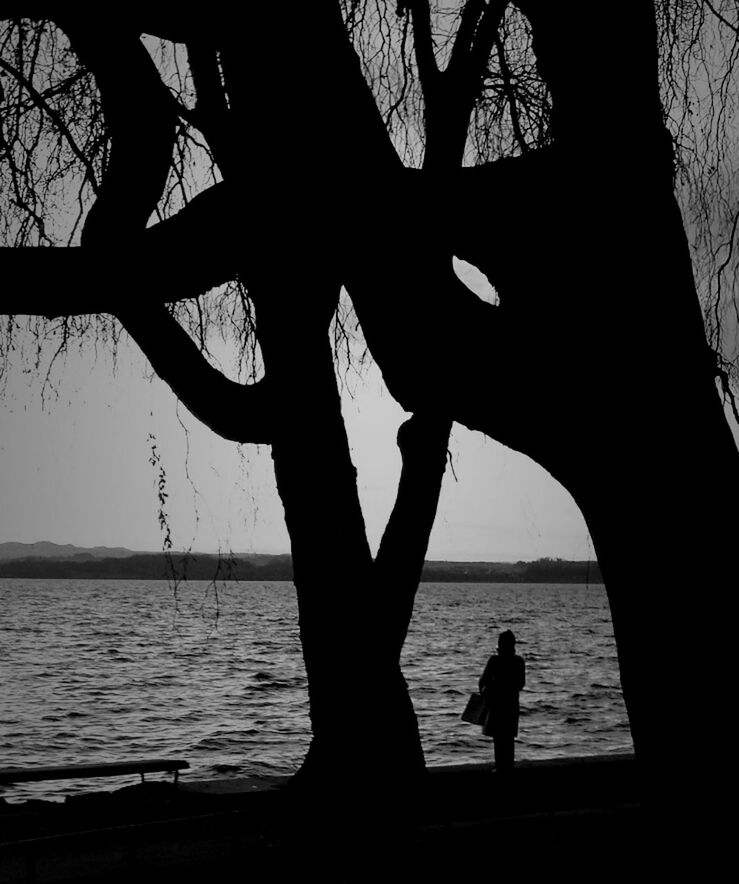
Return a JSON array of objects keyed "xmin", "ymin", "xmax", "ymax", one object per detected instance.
[{"xmin": 0, "ymin": 553, "xmax": 603, "ymax": 583}]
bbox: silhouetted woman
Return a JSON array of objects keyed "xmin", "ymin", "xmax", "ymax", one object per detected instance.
[{"xmin": 479, "ymin": 630, "xmax": 525, "ymax": 773}]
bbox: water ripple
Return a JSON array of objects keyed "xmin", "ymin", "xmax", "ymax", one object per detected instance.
[{"xmin": 1, "ymin": 579, "xmax": 630, "ymax": 802}]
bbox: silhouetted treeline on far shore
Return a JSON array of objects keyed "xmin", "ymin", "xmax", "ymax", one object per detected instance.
[{"xmin": 0, "ymin": 553, "xmax": 602, "ymax": 583}]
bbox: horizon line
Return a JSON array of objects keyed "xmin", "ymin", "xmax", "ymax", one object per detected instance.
[{"xmin": 0, "ymin": 540, "xmax": 599, "ymax": 565}]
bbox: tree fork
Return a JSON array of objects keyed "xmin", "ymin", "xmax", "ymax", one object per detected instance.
[{"xmin": 251, "ymin": 271, "xmax": 422, "ymax": 797}]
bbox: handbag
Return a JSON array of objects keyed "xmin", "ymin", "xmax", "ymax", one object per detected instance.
[{"xmin": 461, "ymin": 691, "xmax": 487, "ymax": 725}]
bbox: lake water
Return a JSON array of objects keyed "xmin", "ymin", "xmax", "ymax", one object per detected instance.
[{"xmin": 0, "ymin": 579, "xmax": 632, "ymax": 803}]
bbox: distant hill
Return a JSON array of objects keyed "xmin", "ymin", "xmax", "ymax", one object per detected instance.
[
  {"xmin": 0, "ymin": 543, "xmax": 602, "ymax": 583},
  {"xmin": 0, "ymin": 541, "xmax": 138, "ymax": 560}
]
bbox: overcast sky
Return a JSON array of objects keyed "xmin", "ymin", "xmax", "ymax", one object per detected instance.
[
  {"xmin": 4, "ymin": 248, "xmax": 738, "ymax": 563},
  {"xmin": 0, "ymin": 293, "xmax": 600, "ymax": 562}
]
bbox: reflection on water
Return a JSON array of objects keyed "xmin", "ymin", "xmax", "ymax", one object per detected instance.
[{"xmin": 0, "ymin": 579, "xmax": 630, "ymax": 802}]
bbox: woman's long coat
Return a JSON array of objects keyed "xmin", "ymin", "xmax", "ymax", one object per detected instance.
[{"xmin": 479, "ymin": 653, "xmax": 526, "ymax": 738}]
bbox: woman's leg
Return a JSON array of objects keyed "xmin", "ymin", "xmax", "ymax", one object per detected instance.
[{"xmin": 493, "ymin": 734, "xmax": 514, "ymax": 773}]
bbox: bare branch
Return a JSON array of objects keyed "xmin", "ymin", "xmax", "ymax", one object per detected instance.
[
  {"xmin": 185, "ymin": 42, "xmax": 233, "ymax": 173},
  {"xmin": 0, "ymin": 55, "xmax": 100, "ymax": 193},
  {"xmin": 493, "ymin": 31, "xmax": 529, "ymax": 153},
  {"xmin": 467, "ymin": 0, "xmax": 510, "ymax": 79},
  {"xmin": 448, "ymin": 0, "xmax": 486, "ymax": 75},
  {"xmin": 405, "ymin": 0, "xmax": 439, "ymax": 94},
  {"xmin": 446, "ymin": 0, "xmax": 509, "ymax": 90},
  {"xmin": 375, "ymin": 412, "xmax": 452, "ymax": 653},
  {"xmin": 118, "ymin": 303, "xmax": 274, "ymax": 444},
  {"xmin": 58, "ymin": 16, "xmax": 179, "ymax": 241},
  {"xmin": 704, "ymin": 1, "xmax": 739, "ymax": 35},
  {"xmin": 188, "ymin": 43, "xmax": 229, "ymax": 119},
  {"xmin": 0, "ymin": 182, "xmax": 236, "ymax": 316}
]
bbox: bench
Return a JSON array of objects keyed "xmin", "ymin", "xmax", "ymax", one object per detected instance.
[{"xmin": 0, "ymin": 759, "xmax": 190, "ymax": 786}]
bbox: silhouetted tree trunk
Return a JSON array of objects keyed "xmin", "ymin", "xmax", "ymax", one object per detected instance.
[
  {"xmin": 240, "ymin": 235, "xmax": 450, "ymax": 799},
  {"xmin": 479, "ymin": 3, "xmax": 739, "ymax": 777},
  {"xmin": 335, "ymin": 2, "xmax": 739, "ymax": 795},
  {"xmin": 268, "ymin": 363, "xmax": 449, "ymax": 798},
  {"xmin": 215, "ymin": 11, "xmax": 449, "ymax": 796}
]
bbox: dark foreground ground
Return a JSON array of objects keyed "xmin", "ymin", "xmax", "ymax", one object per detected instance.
[{"xmin": 1, "ymin": 754, "xmax": 639, "ymax": 883}]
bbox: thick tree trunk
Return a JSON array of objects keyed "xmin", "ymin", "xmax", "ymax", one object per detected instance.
[
  {"xmin": 437, "ymin": 3, "xmax": 739, "ymax": 789},
  {"xmin": 218, "ymin": 8, "xmax": 437, "ymax": 805},
  {"xmin": 290, "ymin": 3, "xmax": 739, "ymax": 805},
  {"xmin": 271, "ymin": 406, "xmax": 428, "ymax": 801},
  {"xmin": 562, "ymin": 206, "xmax": 738, "ymax": 814},
  {"xmin": 251, "ymin": 279, "xmax": 428, "ymax": 805},
  {"xmin": 460, "ymin": 155, "xmax": 739, "ymax": 773}
]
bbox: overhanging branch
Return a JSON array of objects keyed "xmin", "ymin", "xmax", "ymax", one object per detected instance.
[
  {"xmin": 118, "ymin": 303, "xmax": 274, "ymax": 444},
  {"xmin": 405, "ymin": 0, "xmax": 439, "ymax": 93},
  {"xmin": 0, "ymin": 182, "xmax": 236, "ymax": 316},
  {"xmin": 57, "ymin": 14, "xmax": 179, "ymax": 242},
  {"xmin": 0, "ymin": 55, "xmax": 100, "ymax": 194}
]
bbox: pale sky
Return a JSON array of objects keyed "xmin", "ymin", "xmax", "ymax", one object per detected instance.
[
  {"xmin": 3, "ymin": 250, "xmax": 737, "ymax": 562},
  {"xmin": 0, "ymin": 288, "xmax": 598, "ymax": 563}
]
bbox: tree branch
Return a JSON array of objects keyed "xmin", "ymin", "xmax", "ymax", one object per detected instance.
[
  {"xmin": 494, "ymin": 31, "xmax": 529, "ymax": 153},
  {"xmin": 704, "ymin": 1, "xmax": 739, "ymax": 35},
  {"xmin": 339, "ymin": 150, "xmax": 557, "ymax": 451},
  {"xmin": 118, "ymin": 303, "xmax": 273, "ymax": 444},
  {"xmin": 374, "ymin": 413, "xmax": 452, "ymax": 653},
  {"xmin": 185, "ymin": 41, "xmax": 234, "ymax": 175},
  {"xmin": 406, "ymin": 0, "xmax": 439, "ymax": 95},
  {"xmin": 0, "ymin": 182, "xmax": 235, "ymax": 316},
  {"xmin": 448, "ymin": 0, "xmax": 486, "ymax": 75},
  {"xmin": 447, "ymin": 147, "xmax": 553, "ymax": 259},
  {"xmin": 444, "ymin": 0, "xmax": 510, "ymax": 86},
  {"xmin": 419, "ymin": 1, "xmax": 509, "ymax": 169},
  {"xmin": 188, "ymin": 42, "xmax": 229, "ymax": 120},
  {"xmin": 0, "ymin": 55, "xmax": 100, "ymax": 194},
  {"xmin": 42, "ymin": 17, "xmax": 276, "ymax": 445},
  {"xmin": 57, "ymin": 15, "xmax": 179, "ymax": 243},
  {"xmin": 466, "ymin": 0, "xmax": 509, "ymax": 82}
]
